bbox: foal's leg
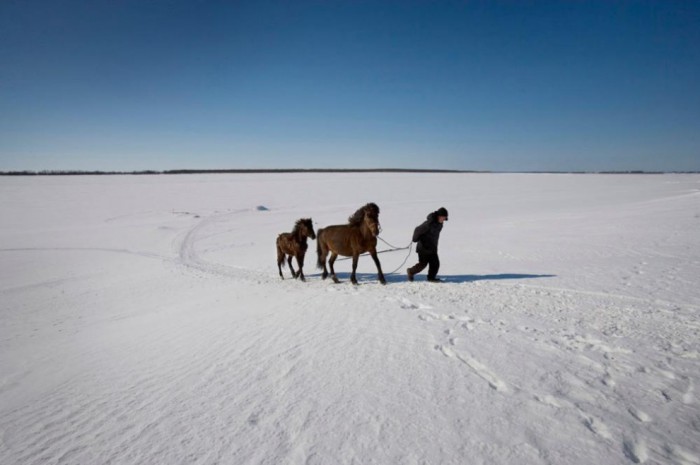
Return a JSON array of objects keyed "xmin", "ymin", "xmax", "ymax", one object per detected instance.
[
  {"xmin": 287, "ymin": 256, "xmax": 297, "ymax": 278},
  {"xmin": 296, "ymin": 253, "xmax": 306, "ymax": 281},
  {"xmin": 370, "ymin": 248, "xmax": 386, "ymax": 285},
  {"xmin": 329, "ymin": 252, "xmax": 340, "ymax": 283}
]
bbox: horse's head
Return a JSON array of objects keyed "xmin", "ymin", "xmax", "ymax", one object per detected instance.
[
  {"xmin": 348, "ymin": 203, "xmax": 381, "ymax": 237},
  {"xmin": 363, "ymin": 203, "xmax": 381, "ymax": 237},
  {"xmin": 298, "ymin": 218, "xmax": 316, "ymax": 240}
]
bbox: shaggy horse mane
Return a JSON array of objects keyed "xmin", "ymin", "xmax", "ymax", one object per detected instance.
[
  {"xmin": 347, "ymin": 203, "xmax": 380, "ymax": 226},
  {"xmin": 292, "ymin": 218, "xmax": 313, "ymax": 234}
]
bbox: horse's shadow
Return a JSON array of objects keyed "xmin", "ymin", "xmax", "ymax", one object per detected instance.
[{"xmin": 312, "ymin": 272, "xmax": 556, "ymax": 284}]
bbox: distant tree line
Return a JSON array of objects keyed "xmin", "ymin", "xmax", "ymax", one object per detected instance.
[
  {"xmin": 1, "ymin": 168, "xmax": 474, "ymax": 176},
  {"xmin": 0, "ymin": 170, "xmax": 160, "ymax": 176},
  {"xmin": 0, "ymin": 169, "xmax": 695, "ymax": 176}
]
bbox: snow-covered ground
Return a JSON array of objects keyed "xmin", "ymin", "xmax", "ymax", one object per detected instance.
[{"xmin": 1, "ymin": 173, "xmax": 699, "ymax": 465}]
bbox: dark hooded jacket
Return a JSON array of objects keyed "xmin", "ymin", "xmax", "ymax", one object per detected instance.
[{"xmin": 413, "ymin": 212, "xmax": 443, "ymax": 255}]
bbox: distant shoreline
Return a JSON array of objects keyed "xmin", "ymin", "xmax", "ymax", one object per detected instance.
[{"xmin": 1, "ymin": 169, "xmax": 697, "ymax": 176}]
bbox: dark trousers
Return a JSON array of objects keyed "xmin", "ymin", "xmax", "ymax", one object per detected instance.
[{"xmin": 408, "ymin": 252, "xmax": 440, "ymax": 280}]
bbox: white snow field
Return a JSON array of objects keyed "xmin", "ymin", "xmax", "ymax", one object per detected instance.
[{"xmin": 1, "ymin": 173, "xmax": 699, "ymax": 465}]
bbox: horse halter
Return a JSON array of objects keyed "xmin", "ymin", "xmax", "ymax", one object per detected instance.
[{"xmin": 365, "ymin": 214, "xmax": 381, "ymax": 235}]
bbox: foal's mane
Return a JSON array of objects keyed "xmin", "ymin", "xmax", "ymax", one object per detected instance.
[
  {"xmin": 292, "ymin": 218, "xmax": 311, "ymax": 235},
  {"xmin": 348, "ymin": 203, "xmax": 380, "ymax": 226}
]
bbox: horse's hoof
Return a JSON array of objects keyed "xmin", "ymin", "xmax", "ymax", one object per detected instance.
[
  {"xmin": 380, "ymin": 280, "xmax": 387, "ymax": 285},
  {"xmin": 332, "ymin": 277, "xmax": 340, "ymax": 284}
]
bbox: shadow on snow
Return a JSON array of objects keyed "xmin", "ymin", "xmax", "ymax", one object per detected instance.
[
  {"xmin": 438, "ymin": 273, "xmax": 557, "ymax": 284},
  {"xmin": 308, "ymin": 272, "xmax": 556, "ymax": 284}
]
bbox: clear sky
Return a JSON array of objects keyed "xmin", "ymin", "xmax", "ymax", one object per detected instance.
[{"xmin": 1, "ymin": 0, "xmax": 699, "ymax": 172}]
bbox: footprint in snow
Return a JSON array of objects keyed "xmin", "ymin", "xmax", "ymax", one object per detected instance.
[
  {"xmin": 628, "ymin": 407, "xmax": 652, "ymax": 423},
  {"xmin": 419, "ymin": 312, "xmax": 472, "ymax": 324},
  {"xmin": 602, "ymin": 373, "xmax": 616, "ymax": 387},
  {"xmin": 664, "ymin": 444, "xmax": 700, "ymax": 465},
  {"xmin": 683, "ymin": 379, "xmax": 695, "ymax": 405},
  {"xmin": 399, "ymin": 297, "xmax": 433, "ymax": 310},
  {"xmin": 435, "ymin": 345, "xmax": 508, "ymax": 393},
  {"xmin": 623, "ymin": 437, "xmax": 648, "ymax": 464},
  {"xmin": 533, "ymin": 394, "xmax": 564, "ymax": 408},
  {"xmin": 582, "ymin": 415, "xmax": 612, "ymax": 440},
  {"xmin": 419, "ymin": 311, "xmax": 449, "ymax": 321},
  {"xmin": 657, "ymin": 376, "xmax": 694, "ymax": 405},
  {"xmin": 657, "ymin": 368, "xmax": 676, "ymax": 380},
  {"xmin": 247, "ymin": 413, "xmax": 260, "ymax": 426}
]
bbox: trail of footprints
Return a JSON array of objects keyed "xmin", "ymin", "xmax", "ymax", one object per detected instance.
[
  {"xmin": 396, "ymin": 296, "xmax": 510, "ymax": 393},
  {"xmin": 393, "ymin": 294, "xmax": 699, "ymax": 464}
]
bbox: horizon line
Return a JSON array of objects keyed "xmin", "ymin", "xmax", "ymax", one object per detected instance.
[{"xmin": 2, "ymin": 168, "xmax": 698, "ymax": 176}]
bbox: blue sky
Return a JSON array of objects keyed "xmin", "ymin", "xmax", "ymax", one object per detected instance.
[{"xmin": 1, "ymin": 0, "xmax": 699, "ymax": 171}]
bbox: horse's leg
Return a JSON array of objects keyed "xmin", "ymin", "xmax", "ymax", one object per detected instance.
[
  {"xmin": 287, "ymin": 255, "xmax": 297, "ymax": 278},
  {"xmin": 296, "ymin": 252, "xmax": 305, "ymax": 282},
  {"xmin": 370, "ymin": 248, "xmax": 386, "ymax": 285},
  {"xmin": 316, "ymin": 236, "xmax": 328, "ymax": 279},
  {"xmin": 350, "ymin": 253, "xmax": 359, "ymax": 285},
  {"xmin": 329, "ymin": 252, "xmax": 340, "ymax": 284},
  {"xmin": 318, "ymin": 245, "xmax": 328, "ymax": 279}
]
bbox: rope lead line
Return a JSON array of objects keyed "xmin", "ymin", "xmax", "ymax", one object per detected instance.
[{"xmin": 334, "ymin": 236, "xmax": 414, "ymax": 275}]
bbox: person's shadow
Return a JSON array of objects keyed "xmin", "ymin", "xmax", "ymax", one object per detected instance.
[
  {"xmin": 434, "ymin": 273, "xmax": 556, "ymax": 284},
  {"xmin": 318, "ymin": 272, "xmax": 556, "ymax": 284}
]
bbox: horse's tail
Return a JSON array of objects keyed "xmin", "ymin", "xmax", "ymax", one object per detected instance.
[
  {"xmin": 316, "ymin": 228, "xmax": 325, "ymax": 269},
  {"xmin": 276, "ymin": 236, "xmax": 286, "ymax": 268}
]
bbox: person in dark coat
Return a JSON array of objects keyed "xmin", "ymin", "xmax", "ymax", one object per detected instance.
[{"xmin": 407, "ymin": 207, "xmax": 448, "ymax": 282}]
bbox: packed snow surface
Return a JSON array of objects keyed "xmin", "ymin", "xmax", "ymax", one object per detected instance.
[{"xmin": 1, "ymin": 173, "xmax": 699, "ymax": 465}]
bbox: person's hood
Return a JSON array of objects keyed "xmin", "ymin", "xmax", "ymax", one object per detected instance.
[{"xmin": 428, "ymin": 207, "xmax": 449, "ymax": 222}]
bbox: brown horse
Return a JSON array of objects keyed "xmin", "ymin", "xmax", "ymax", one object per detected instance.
[
  {"xmin": 276, "ymin": 218, "xmax": 316, "ymax": 281},
  {"xmin": 316, "ymin": 203, "xmax": 386, "ymax": 285}
]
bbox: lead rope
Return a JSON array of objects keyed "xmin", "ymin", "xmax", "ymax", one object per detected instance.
[
  {"xmin": 335, "ymin": 236, "xmax": 414, "ymax": 275},
  {"xmin": 382, "ymin": 240, "xmax": 414, "ymax": 275}
]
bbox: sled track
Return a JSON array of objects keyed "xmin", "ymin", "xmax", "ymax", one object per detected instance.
[
  {"xmin": 0, "ymin": 247, "xmax": 169, "ymax": 262},
  {"xmin": 176, "ymin": 210, "xmax": 273, "ymax": 284}
]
